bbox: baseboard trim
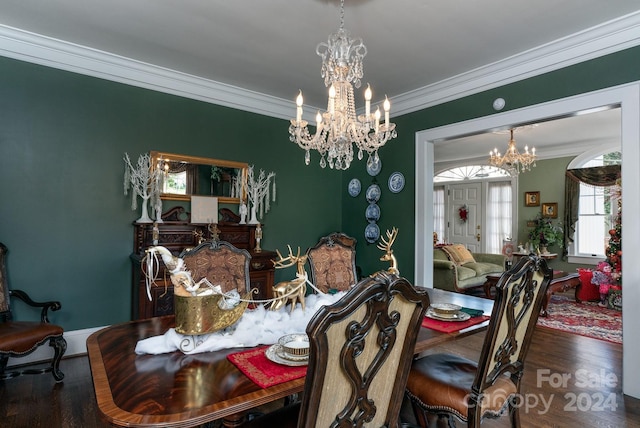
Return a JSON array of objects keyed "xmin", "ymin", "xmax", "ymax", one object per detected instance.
[{"xmin": 7, "ymin": 326, "xmax": 107, "ymax": 367}]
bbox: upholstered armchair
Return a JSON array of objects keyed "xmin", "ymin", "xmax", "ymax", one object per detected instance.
[
  {"xmin": 241, "ymin": 271, "xmax": 431, "ymax": 427},
  {"xmin": 180, "ymin": 240, "xmax": 251, "ymax": 294},
  {"xmin": 405, "ymin": 255, "xmax": 552, "ymax": 427},
  {"xmin": 0, "ymin": 243, "xmax": 67, "ymax": 382},
  {"xmin": 306, "ymin": 232, "xmax": 358, "ymax": 293}
]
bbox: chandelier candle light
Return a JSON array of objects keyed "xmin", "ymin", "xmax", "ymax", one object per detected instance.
[
  {"xmin": 489, "ymin": 129, "xmax": 537, "ymax": 175},
  {"xmin": 289, "ymin": 0, "xmax": 396, "ymax": 170}
]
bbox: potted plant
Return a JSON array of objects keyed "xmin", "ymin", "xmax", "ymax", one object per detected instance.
[{"xmin": 528, "ymin": 215, "xmax": 563, "ymax": 253}]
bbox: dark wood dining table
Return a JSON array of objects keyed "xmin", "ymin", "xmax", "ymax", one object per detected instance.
[{"xmin": 87, "ymin": 288, "xmax": 493, "ymax": 427}]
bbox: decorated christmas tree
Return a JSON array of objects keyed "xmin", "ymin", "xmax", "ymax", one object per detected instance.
[
  {"xmin": 605, "ymin": 205, "xmax": 622, "ymax": 285},
  {"xmin": 602, "ymin": 183, "xmax": 622, "ymax": 309}
]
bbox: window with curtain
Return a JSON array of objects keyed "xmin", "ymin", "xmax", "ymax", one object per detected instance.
[
  {"xmin": 163, "ymin": 170, "xmax": 188, "ymax": 194},
  {"xmin": 576, "ymin": 183, "xmax": 608, "ymax": 255},
  {"xmin": 567, "ymin": 153, "xmax": 621, "ymax": 259},
  {"xmin": 486, "ymin": 181, "xmax": 512, "ymax": 254},
  {"xmin": 162, "ymin": 161, "xmax": 196, "ymax": 195},
  {"xmin": 433, "ymin": 186, "xmax": 445, "ymax": 244}
]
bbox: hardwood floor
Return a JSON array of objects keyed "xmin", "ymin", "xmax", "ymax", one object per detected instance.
[
  {"xmin": 1, "ymin": 327, "xmax": 639, "ymax": 427},
  {"xmin": 406, "ymin": 328, "xmax": 640, "ymax": 427}
]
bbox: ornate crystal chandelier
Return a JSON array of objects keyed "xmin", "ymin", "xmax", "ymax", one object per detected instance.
[
  {"xmin": 289, "ymin": 0, "xmax": 396, "ymax": 170},
  {"xmin": 489, "ymin": 129, "xmax": 537, "ymax": 175}
]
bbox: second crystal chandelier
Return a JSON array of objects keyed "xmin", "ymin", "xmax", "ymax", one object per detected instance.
[
  {"xmin": 289, "ymin": 0, "xmax": 397, "ymax": 171},
  {"xmin": 488, "ymin": 128, "xmax": 537, "ymax": 175}
]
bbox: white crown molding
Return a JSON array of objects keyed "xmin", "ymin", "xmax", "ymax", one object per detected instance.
[
  {"xmin": 0, "ymin": 25, "xmax": 294, "ymax": 120},
  {"xmin": 1, "ymin": 11, "xmax": 639, "ymax": 120},
  {"xmin": 391, "ymin": 11, "xmax": 640, "ymax": 116}
]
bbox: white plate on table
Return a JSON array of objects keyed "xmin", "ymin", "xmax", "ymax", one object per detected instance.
[
  {"xmin": 425, "ymin": 309, "xmax": 471, "ymax": 322},
  {"xmin": 265, "ymin": 344, "xmax": 309, "ymax": 367},
  {"xmin": 430, "ymin": 303, "xmax": 461, "ymax": 316}
]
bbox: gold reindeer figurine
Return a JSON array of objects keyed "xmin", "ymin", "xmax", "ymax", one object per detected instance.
[
  {"xmin": 270, "ymin": 245, "xmax": 308, "ymax": 313},
  {"xmin": 377, "ymin": 227, "xmax": 399, "ymax": 275}
]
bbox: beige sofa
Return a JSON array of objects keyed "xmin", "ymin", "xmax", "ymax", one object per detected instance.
[{"xmin": 433, "ymin": 246, "xmax": 506, "ymax": 293}]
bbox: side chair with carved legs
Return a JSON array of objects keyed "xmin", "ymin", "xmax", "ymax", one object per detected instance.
[
  {"xmin": 405, "ymin": 255, "xmax": 552, "ymax": 427},
  {"xmin": 0, "ymin": 243, "xmax": 67, "ymax": 382}
]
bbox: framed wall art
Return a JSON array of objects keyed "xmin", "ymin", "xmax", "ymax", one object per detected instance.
[
  {"xmin": 525, "ymin": 191, "xmax": 540, "ymax": 207},
  {"xmin": 542, "ymin": 202, "xmax": 558, "ymax": 218}
]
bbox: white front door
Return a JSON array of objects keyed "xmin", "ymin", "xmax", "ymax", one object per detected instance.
[{"xmin": 448, "ymin": 183, "xmax": 483, "ymax": 252}]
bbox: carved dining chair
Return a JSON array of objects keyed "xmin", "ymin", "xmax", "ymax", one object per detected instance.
[
  {"xmin": 180, "ymin": 239, "xmax": 252, "ymax": 294},
  {"xmin": 306, "ymin": 232, "xmax": 358, "ymax": 293},
  {"xmin": 405, "ymin": 255, "xmax": 552, "ymax": 427},
  {"xmin": 241, "ymin": 270, "xmax": 431, "ymax": 428},
  {"xmin": 0, "ymin": 243, "xmax": 67, "ymax": 382}
]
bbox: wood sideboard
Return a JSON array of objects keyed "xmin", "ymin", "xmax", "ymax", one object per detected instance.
[{"xmin": 130, "ymin": 208, "xmax": 276, "ymax": 320}]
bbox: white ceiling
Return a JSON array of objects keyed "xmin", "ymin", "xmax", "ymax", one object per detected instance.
[{"xmin": 0, "ymin": 0, "xmax": 637, "ymax": 162}]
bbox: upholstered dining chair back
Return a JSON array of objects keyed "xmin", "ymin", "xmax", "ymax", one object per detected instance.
[
  {"xmin": 298, "ymin": 271, "xmax": 430, "ymax": 427},
  {"xmin": 405, "ymin": 254, "xmax": 552, "ymax": 427},
  {"xmin": 180, "ymin": 240, "xmax": 251, "ymax": 294},
  {"xmin": 475, "ymin": 255, "xmax": 551, "ymax": 396},
  {"xmin": 306, "ymin": 232, "xmax": 358, "ymax": 293},
  {"xmin": 0, "ymin": 242, "xmax": 67, "ymax": 382}
]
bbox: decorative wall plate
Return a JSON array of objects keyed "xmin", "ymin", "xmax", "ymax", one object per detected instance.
[
  {"xmin": 348, "ymin": 178, "xmax": 361, "ymax": 197},
  {"xmin": 366, "ymin": 157, "xmax": 382, "ymax": 176},
  {"xmin": 365, "ymin": 184, "xmax": 381, "ymax": 203},
  {"xmin": 365, "ymin": 203, "xmax": 380, "ymax": 223},
  {"xmin": 364, "ymin": 223, "xmax": 380, "ymax": 244},
  {"xmin": 388, "ymin": 172, "xmax": 405, "ymax": 193}
]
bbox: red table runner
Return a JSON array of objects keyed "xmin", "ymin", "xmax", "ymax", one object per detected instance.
[
  {"xmin": 227, "ymin": 346, "xmax": 307, "ymax": 388},
  {"xmin": 422, "ymin": 315, "xmax": 490, "ymax": 333}
]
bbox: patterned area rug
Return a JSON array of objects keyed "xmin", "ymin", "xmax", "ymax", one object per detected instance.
[{"xmin": 537, "ymin": 294, "xmax": 622, "ymax": 344}]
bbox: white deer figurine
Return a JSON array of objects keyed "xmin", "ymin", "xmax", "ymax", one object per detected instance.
[{"xmin": 377, "ymin": 227, "xmax": 399, "ymax": 275}]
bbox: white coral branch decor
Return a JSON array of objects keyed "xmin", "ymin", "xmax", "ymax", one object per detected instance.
[
  {"xmin": 123, "ymin": 152, "xmax": 163, "ymax": 223},
  {"xmin": 245, "ymin": 165, "xmax": 276, "ymax": 224}
]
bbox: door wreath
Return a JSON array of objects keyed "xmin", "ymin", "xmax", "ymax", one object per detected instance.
[{"xmin": 458, "ymin": 204, "xmax": 468, "ymax": 223}]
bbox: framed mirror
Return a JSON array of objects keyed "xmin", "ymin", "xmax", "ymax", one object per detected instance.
[{"xmin": 150, "ymin": 151, "xmax": 248, "ymax": 204}]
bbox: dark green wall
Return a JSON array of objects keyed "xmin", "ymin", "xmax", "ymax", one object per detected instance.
[
  {"xmin": 0, "ymin": 56, "xmax": 341, "ymax": 330},
  {"xmin": 342, "ymin": 45, "xmax": 640, "ymax": 282},
  {"xmin": 2, "ymin": 44, "xmax": 640, "ymax": 330}
]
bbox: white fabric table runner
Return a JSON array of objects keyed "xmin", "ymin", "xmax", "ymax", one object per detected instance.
[{"xmin": 135, "ymin": 292, "xmax": 345, "ymax": 355}]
